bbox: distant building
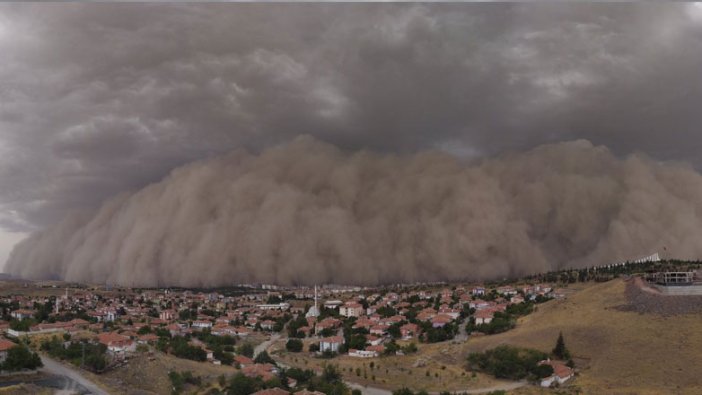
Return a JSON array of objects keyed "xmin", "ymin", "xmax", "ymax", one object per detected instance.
[
  {"xmin": 159, "ymin": 310, "xmax": 176, "ymax": 321},
  {"xmin": 0, "ymin": 339, "xmax": 16, "ymax": 363},
  {"xmin": 256, "ymin": 303, "xmax": 291, "ymax": 311},
  {"xmin": 539, "ymin": 359, "xmax": 574, "ymax": 387},
  {"xmin": 10, "ymin": 309, "xmax": 34, "ymax": 320},
  {"xmin": 474, "ymin": 310, "xmax": 494, "ymax": 325},
  {"xmin": 323, "ymin": 300, "xmax": 343, "ymax": 309},
  {"xmin": 319, "ymin": 336, "xmax": 344, "ymax": 353},
  {"xmin": 191, "ymin": 320, "xmax": 213, "ymax": 330},
  {"xmin": 339, "ymin": 302, "xmax": 364, "ymax": 318},
  {"xmin": 98, "ymin": 332, "xmax": 135, "ymax": 354},
  {"xmin": 349, "ymin": 348, "xmax": 379, "ymax": 358}
]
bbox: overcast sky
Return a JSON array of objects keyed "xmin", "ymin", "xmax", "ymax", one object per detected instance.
[{"xmin": 1, "ymin": 3, "xmax": 702, "ymax": 268}]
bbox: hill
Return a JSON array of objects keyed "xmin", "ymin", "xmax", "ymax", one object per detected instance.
[{"xmin": 438, "ymin": 278, "xmax": 702, "ymax": 394}]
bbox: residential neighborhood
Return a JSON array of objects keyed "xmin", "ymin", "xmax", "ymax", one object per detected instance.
[{"xmin": 0, "ymin": 279, "xmax": 567, "ymax": 394}]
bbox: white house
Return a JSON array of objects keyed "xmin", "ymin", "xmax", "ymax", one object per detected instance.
[
  {"xmin": 471, "ymin": 287, "xmax": 486, "ymax": 296},
  {"xmin": 10, "ymin": 309, "xmax": 34, "ymax": 320},
  {"xmin": 0, "ymin": 339, "xmax": 16, "ymax": 363},
  {"xmin": 256, "ymin": 303, "xmax": 291, "ymax": 311},
  {"xmin": 159, "ymin": 310, "xmax": 176, "ymax": 321},
  {"xmin": 474, "ymin": 310, "xmax": 494, "ymax": 325},
  {"xmin": 105, "ymin": 309, "xmax": 117, "ymax": 322},
  {"xmin": 324, "ymin": 300, "xmax": 343, "ymax": 309},
  {"xmin": 192, "ymin": 320, "xmax": 213, "ymax": 330},
  {"xmin": 348, "ymin": 349, "xmax": 378, "ymax": 358},
  {"xmin": 340, "ymin": 302, "xmax": 365, "ymax": 318},
  {"xmin": 98, "ymin": 332, "xmax": 136, "ymax": 354},
  {"xmin": 319, "ymin": 336, "xmax": 344, "ymax": 353},
  {"xmin": 539, "ymin": 359, "xmax": 574, "ymax": 387}
]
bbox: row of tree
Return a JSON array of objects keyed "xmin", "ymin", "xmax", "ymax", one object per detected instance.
[
  {"xmin": 40, "ymin": 336, "xmax": 107, "ymax": 372},
  {"xmin": 1, "ymin": 342, "xmax": 43, "ymax": 372}
]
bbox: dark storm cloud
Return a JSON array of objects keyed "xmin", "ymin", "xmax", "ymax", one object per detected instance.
[{"xmin": 1, "ymin": 3, "xmax": 702, "ymax": 277}]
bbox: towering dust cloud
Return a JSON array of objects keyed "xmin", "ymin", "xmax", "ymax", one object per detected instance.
[{"xmin": 6, "ymin": 137, "xmax": 702, "ymax": 287}]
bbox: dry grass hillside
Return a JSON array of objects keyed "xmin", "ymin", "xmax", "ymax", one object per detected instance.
[
  {"xmin": 277, "ymin": 278, "xmax": 702, "ymax": 394},
  {"xmin": 93, "ymin": 352, "xmax": 235, "ymax": 395},
  {"xmin": 447, "ymin": 278, "xmax": 702, "ymax": 395}
]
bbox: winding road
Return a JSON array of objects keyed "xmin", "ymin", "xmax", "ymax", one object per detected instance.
[{"xmin": 39, "ymin": 355, "xmax": 109, "ymax": 395}]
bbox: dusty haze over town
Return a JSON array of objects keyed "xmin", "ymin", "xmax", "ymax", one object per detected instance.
[{"xmin": 2, "ymin": 3, "xmax": 702, "ymax": 286}]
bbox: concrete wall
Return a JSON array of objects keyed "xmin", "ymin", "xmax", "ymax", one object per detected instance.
[{"xmin": 655, "ymin": 284, "xmax": 702, "ymax": 295}]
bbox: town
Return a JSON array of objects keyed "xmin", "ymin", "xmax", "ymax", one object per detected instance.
[
  {"xmin": 1, "ymin": 258, "xmax": 701, "ymax": 394},
  {"xmin": 0, "ymin": 276, "xmax": 574, "ymax": 394}
]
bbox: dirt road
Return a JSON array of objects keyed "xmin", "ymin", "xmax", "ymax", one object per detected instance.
[
  {"xmin": 254, "ymin": 333, "xmax": 281, "ymax": 358},
  {"xmin": 348, "ymin": 380, "xmax": 526, "ymax": 395}
]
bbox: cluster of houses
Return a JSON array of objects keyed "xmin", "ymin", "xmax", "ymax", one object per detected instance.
[
  {"xmin": 0, "ymin": 280, "xmax": 564, "ymax": 385},
  {"xmin": 299, "ymin": 283, "xmax": 562, "ymax": 358}
]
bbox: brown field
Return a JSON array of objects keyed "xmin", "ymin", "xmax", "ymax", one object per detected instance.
[
  {"xmin": 93, "ymin": 351, "xmax": 236, "ymax": 395},
  {"xmin": 0, "ymin": 281, "xmax": 70, "ymax": 298},
  {"xmin": 88, "ymin": 334, "xmax": 271, "ymax": 394},
  {"xmin": 456, "ymin": 278, "xmax": 702, "ymax": 395},
  {"xmin": 272, "ymin": 336, "xmax": 506, "ymax": 392},
  {"xmin": 0, "ymin": 384, "xmax": 53, "ymax": 395}
]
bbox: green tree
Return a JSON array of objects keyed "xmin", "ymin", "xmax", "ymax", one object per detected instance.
[
  {"xmin": 533, "ymin": 364, "xmax": 555, "ymax": 379},
  {"xmin": 138, "ymin": 325, "xmax": 152, "ymax": 335},
  {"xmin": 254, "ymin": 350, "xmax": 275, "ymax": 365},
  {"xmin": 2, "ymin": 343, "xmax": 43, "ymax": 371},
  {"xmin": 227, "ymin": 372, "xmax": 259, "ymax": 395},
  {"xmin": 552, "ymin": 331, "xmax": 570, "ymax": 360},
  {"xmin": 237, "ymin": 343, "xmax": 254, "ymax": 358},
  {"xmin": 286, "ymin": 339, "xmax": 303, "ymax": 353}
]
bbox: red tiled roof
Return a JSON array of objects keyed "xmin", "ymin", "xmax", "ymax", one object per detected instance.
[
  {"xmin": 98, "ymin": 332, "xmax": 132, "ymax": 346},
  {"xmin": 251, "ymin": 389, "xmax": 290, "ymax": 395},
  {"xmin": 0, "ymin": 339, "xmax": 16, "ymax": 352},
  {"xmin": 320, "ymin": 336, "xmax": 344, "ymax": 344}
]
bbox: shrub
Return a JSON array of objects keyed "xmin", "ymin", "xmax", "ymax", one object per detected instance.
[
  {"xmin": 467, "ymin": 345, "xmax": 548, "ymax": 381},
  {"xmin": 236, "ymin": 343, "xmax": 254, "ymax": 358},
  {"xmin": 2, "ymin": 343, "xmax": 43, "ymax": 371},
  {"xmin": 254, "ymin": 351, "xmax": 275, "ymax": 365},
  {"xmin": 285, "ymin": 339, "xmax": 303, "ymax": 353}
]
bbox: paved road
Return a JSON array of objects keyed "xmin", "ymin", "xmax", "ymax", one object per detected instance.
[{"xmin": 40, "ymin": 355, "xmax": 109, "ymax": 395}]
